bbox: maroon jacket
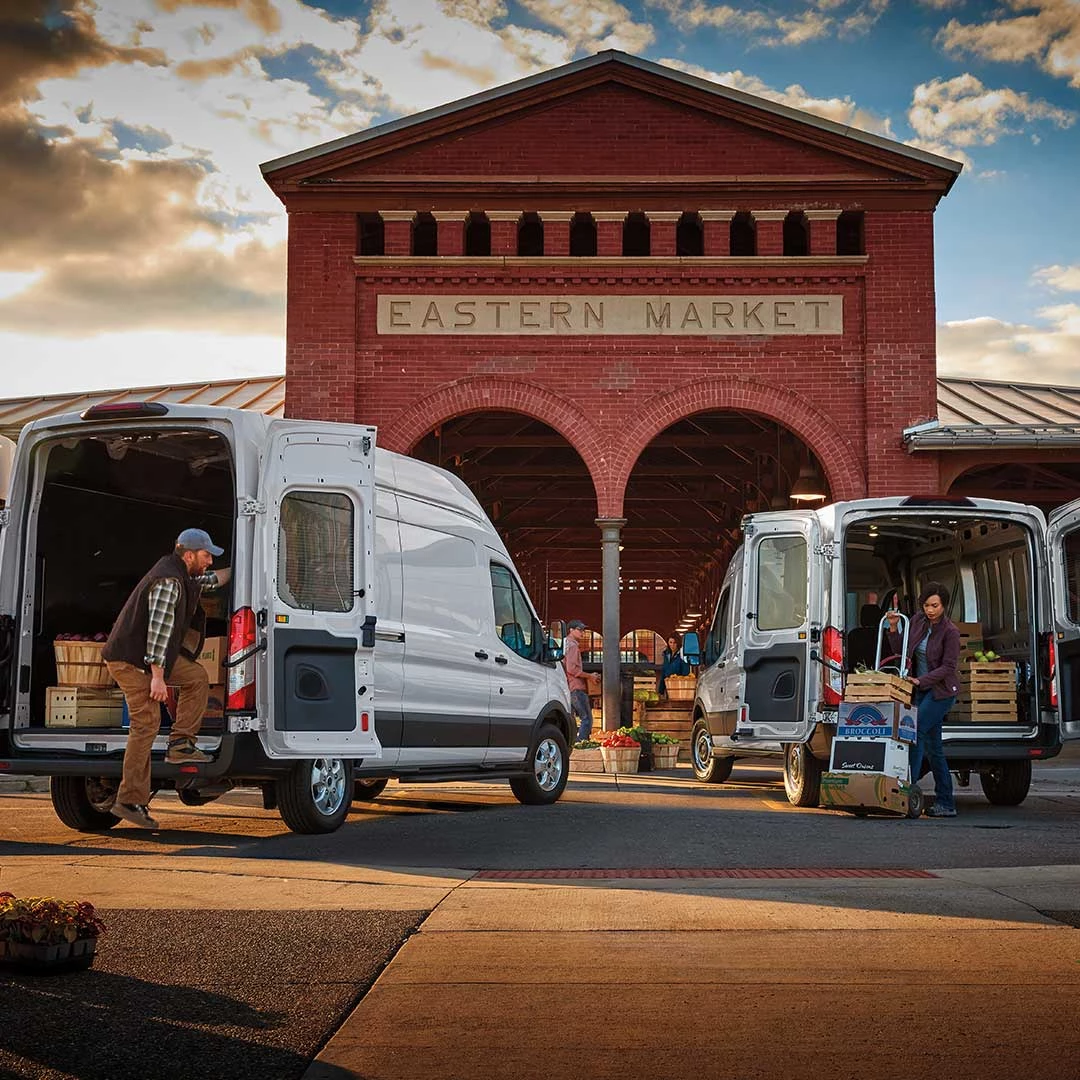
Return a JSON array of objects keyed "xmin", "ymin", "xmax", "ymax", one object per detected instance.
[{"xmin": 887, "ymin": 613, "xmax": 961, "ymax": 700}]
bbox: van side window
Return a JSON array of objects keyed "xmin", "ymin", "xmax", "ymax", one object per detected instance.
[
  {"xmin": 1064, "ymin": 530, "xmax": 1080, "ymax": 624},
  {"xmin": 490, "ymin": 564, "xmax": 538, "ymax": 660},
  {"xmin": 756, "ymin": 535, "xmax": 807, "ymax": 631},
  {"xmin": 705, "ymin": 589, "xmax": 731, "ymax": 666},
  {"xmin": 277, "ymin": 491, "xmax": 354, "ymax": 613}
]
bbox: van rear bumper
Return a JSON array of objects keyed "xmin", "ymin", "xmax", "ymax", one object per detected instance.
[
  {"xmin": 0, "ymin": 732, "xmax": 292, "ymax": 783},
  {"xmin": 944, "ymin": 723, "xmax": 1063, "ymax": 765}
]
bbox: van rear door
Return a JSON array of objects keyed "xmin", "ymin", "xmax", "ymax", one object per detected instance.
[
  {"xmin": 1046, "ymin": 498, "xmax": 1080, "ymax": 741},
  {"xmin": 256, "ymin": 422, "xmax": 382, "ymax": 760},
  {"xmin": 736, "ymin": 513, "xmax": 820, "ymax": 744}
]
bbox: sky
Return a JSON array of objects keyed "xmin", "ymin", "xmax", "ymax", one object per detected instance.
[{"xmin": 1, "ymin": 0, "xmax": 1079, "ymax": 399}]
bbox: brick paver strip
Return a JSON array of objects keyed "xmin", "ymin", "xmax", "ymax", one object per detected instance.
[{"xmin": 474, "ymin": 868, "xmax": 939, "ymax": 879}]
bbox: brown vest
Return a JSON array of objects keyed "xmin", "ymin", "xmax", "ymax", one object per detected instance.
[{"xmin": 103, "ymin": 552, "xmax": 206, "ymax": 677}]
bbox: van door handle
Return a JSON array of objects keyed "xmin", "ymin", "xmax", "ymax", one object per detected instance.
[
  {"xmin": 475, "ymin": 650, "xmax": 489, "ymax": 660},
  {"xmin": 495, "ymin": 655, "xmax": 509, "ymax": 665}
]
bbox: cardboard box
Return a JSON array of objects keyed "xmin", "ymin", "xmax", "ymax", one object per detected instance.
[
  {"xmin": 820, "ymin": 770, "xmax": 912, "ymax": 815},
  {"xmin": 195, "ymin": 636, "xmax": 225, "ymax": 684},
  {"xmin": 830, "ymin": 735, "xmax": 912, "ymax": 778},
  {"xmin": 837, "ymin": 700, "xmax": 917, "ymax": 744}
]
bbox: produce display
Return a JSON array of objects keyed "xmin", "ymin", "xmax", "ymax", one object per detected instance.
[{"xmin": 55, "ymin": 633, "xmax": 108, "ymax": 642}]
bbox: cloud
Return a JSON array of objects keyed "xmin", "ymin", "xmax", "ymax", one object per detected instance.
[
  {"xmin": 907, "ymin": 72, "xmax": 1074, "ymax": 159},
  {"xmin": 659, "ymin": 58, "xmax": 896, "ymax": 136},
  {"xmin": 936, "ymin": 0, "xmax": 1080, "ymax": 88},
  {"xmin": 648, "ymin": 0, "xmax": 888, "ymax": 45},
  {"xmin": 1035, "ymin": 264, "xmax": 1080, "ymax": 292}
]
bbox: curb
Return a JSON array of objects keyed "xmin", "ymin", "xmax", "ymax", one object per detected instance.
[{"xmin": 0, "ymin": 776, "xmax": 49, "ymax": 794}]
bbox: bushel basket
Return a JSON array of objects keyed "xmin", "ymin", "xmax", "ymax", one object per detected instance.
[{"xmin": 54, "ymin": 640, "xmax": 115, "ymax": 688}]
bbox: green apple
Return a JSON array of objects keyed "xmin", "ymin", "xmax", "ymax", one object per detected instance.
[{"xmin": 985, "ymin": 650, "xmax": 999, "ymax": 661}]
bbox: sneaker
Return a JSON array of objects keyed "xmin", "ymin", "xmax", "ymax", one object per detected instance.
[
  {"xmin": 165, "ymin": 739, "xmax": 212, "ymax": 764},
  {"xmin": 111, "ymin": 802, "xmax": 159, "ymax": 828},
  {"xmin": 926, "ymin": 804, "xmax": 957, "ymax": 818}
]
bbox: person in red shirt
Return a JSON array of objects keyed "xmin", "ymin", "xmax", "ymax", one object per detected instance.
[{"xmin": 562, "ymin": 619, "xmax": 592, "ymax": 740}]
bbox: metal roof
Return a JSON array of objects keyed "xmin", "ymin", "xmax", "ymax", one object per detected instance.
[
  {"xmin": 260, "ymin": 50, "xmax": 963, "ymax": 183},
  {"xmin": 0, "ymin": 376, "xmax": 285, "ymax": 442},
  {"xmin": 906, "ymin": 377, "xmax": 1080, "ymax": 450},
  {"xmin": 2, "ymin": 373, "xmax": 1078, "ymax": 450}
]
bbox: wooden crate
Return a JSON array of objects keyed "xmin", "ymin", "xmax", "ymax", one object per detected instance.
[
  {"xmin": 844, "ymin": 671, "xmax": 914, "ymax": 706},
  {"xmin": 664, "ymin": 675, "xmax": 696, "ymax": 701},
  {"xmin": 46, "ymin": 686, "xmax": 125, "ymax": 728}
]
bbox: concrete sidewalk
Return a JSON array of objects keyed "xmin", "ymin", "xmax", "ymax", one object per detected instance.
[{"xmin": 304, "ymin": 865, "xmax": 1080, "ymax": 1080}]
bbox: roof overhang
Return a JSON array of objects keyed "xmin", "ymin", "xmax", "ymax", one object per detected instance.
[{"xmin": 904, "ymin": 421, "xmax": 1080, "ymax": 451}]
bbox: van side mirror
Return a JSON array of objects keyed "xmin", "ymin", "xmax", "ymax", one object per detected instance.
[
  {"xmin": 543, "ymin": 636, "xmax": 564, "ymax": 664},
  {"xmin": 682, "ymin": 632, "xmax": 701, "ymax": 666}
]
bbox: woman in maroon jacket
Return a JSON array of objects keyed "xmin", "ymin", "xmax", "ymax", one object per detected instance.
[{"xmin": 886, "ymin": 582, "xmax": 961, "ymax": 818}]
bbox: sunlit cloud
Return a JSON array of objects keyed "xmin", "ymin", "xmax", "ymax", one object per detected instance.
[{"xmin": 648, "ymin": 0, "xmax": 888, "ymax": 44}]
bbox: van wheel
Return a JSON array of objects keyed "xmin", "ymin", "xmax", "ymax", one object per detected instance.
[
  {"xmin": 277, "ymin": 758, "xmax": 353, "ymax": 834},
  {"xmin": 353, "ymin": 777, "xmax": 389, "ymax": 802},
  {"xmin": 783, "ymin": 743, "xmax": 822, "ymax": 807},
  {"xmin": 691, "ymin": 720, "xmax": 734, "ymax": 783},
  {"xmin": 979, "ymin": 760, "xmax": 1031, "ymax": 806},
  {"xmin": 50, "ymin": 776, "xmax": 119, "ymax": 831},
  {"xmin": 510, "ymin": 724, "xmax": 568, "ymax": 805}
]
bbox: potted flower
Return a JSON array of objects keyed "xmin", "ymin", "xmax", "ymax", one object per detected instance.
[
  {"xmin": 571, "ymin": 739, "xmax": 605, "ymax": 773},
  {"xmin": 0, "ymin": 892, "xmax": 106, "ymax": 973},
  {"xmin": 650, "ymin": 731, "xmax": 681, "ymax": 770},
  {"xmin": 599, "ymin": 731, "xmax": 640, "ymax": 774}
]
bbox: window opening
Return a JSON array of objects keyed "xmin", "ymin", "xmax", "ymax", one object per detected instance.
[
  {"xmin": 518, "ymin": 212, "xmax": 543, "ymax": 256},
  {"xmin": 464, "ymin": 211, "xmax": 490, "ymax": 256},
  {"xmin": 676, "ymin": 211, "xmax": 703, "ymax": 256},
  {"xmin": 412, "ymin": 212, "xmax": 437, "ymax": 256},
  {"xmin": 278, "ymin": 491, "xmax": 354, "ymax": 613},
  {"xmin": 837, "ymin": 211, "xmax": 864, "ymax": 256},
  {"xmin": 730, "ymin": 211, "xmax": 756, "ymax": 256},
  {"xmin": 623, "ymin": 212, "xmax": 649, "ymax": 257},
  {"xmin": 783, "ymin": 211, "xmax": 809, "ymax": 256},
  {"xmin": 756, "ymin": 535, "xmax": 807, "ymax": 630},
  {"xmin": 490, "ymin": 564, "xmax": 538, "ymax": 660},
  {"xmin": 357, "ymin": 213, "xmax": 384, "ymax": 256},
  {"xmin": 569, "ymin": 212, "xmax": 597, "ymax": 256}
]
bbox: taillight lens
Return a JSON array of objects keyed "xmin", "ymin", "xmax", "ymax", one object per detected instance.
[
  {"xmin": 1048, "ymin": 636, "xmax": 1058, "ymax": 709},
  {"xmin": 226, "ymin": 606, "xmax": 257, "ymax": 712},
  {"xmin": 822, "ymin": 626, "xmax": 844, "ymax": 706}
]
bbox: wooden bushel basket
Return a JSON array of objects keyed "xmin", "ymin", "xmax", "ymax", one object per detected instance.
[{"xmin": 53, "ymin": 640, "xmax": 116, "ymax": 688}]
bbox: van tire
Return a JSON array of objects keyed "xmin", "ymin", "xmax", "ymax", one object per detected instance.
[
  {"xmin": 50, "ymin": 776, "xmax": 119, "ymax": 831},
  {"xmin": 783, "ymin": 743, "xmax": 822, "ymax": 807},
  {"xmin": 979, "ymin": 760, "xmax": 1031, "ymax": 806},
  {"xmin": 277, "ymin": 758, "xmax": 354, "ymax": 834},
  {"xmin": 510, "ymin": 723, "xmax": 568, "ymax": 805},
  {"xmin": 353, "ymin": 777, "xmax": 389, "ymax": 802},
  {"xmin": 691, "ymin": 721, "xmax": 733, "ymax": 783}
]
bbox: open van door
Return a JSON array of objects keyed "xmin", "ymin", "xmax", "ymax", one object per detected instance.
[
  {"xmin": 1046, "ymin": 498, "xmax": 1080, "ymax": 741},
  {"xmin": 736, "ymin": 514, "xmax": 820, "ymax": 744},
  {"xmin": 256, "ymin": 423, "xmax": 382, "ymax": 760}
]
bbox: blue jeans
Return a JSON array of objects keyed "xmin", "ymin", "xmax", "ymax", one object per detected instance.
[
  {"xmin": 571, "ymin": 689, "xmax": 592, "ymax": 741},
  {"xmin": 910, "ymin": 689, "xmax": 956, "ymax": 812}
]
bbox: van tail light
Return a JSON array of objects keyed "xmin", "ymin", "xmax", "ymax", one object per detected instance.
[
  {"xmin": 226, "ymin": 607, "xmax": 258, "ymax": 712},
  {"xmin": 1046, "ymin": 634, "xmax": 1058, "ymax": 709},
  {"xmin": 822, "ymin": 626, "xmax": 844, "ymax": 706}
]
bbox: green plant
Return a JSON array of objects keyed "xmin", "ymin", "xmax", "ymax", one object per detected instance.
[
  {"xmin": 619, "ymin": 725, "xmax": 651, "ymax": 744},
  {"xmin": 650, "ymin": 732, "xmax": 680, "ymax": 745},
  {"xmin": 0, "ymin": 892, "xmax": 106, "ymax": 946},
  {"xmin": 573, "ymin": 739, "xmax": 600, "ymax": 750},
  {"xmin": 632, "ymin": 688, "xmax": 650, "ymax": 703}
]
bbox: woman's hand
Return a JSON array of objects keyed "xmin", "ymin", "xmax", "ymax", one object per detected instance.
[
  {"xmin": 910, "ymin": 677, "xmax": 920, "ymax": 688},
  {"xmin": 885, "ymin": 611, "xmax": 900, "ymax": 631}
]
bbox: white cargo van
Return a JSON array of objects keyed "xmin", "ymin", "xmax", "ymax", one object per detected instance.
[
  {"xmin": 0, "ymin": 403, "xmax": 571, "ymax": 833},
  {"xmin": 692, "ymin": 497, "xmax": 1080, "ymax": 807}
]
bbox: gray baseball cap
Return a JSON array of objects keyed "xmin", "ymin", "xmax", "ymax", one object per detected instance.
[
  {"xmin": 176, "ymin": 528, "xmax": 224, "ymax": 556},
  {"xmin": 567, "ymin": 619, "xmax": 587, "ymax": 630}
]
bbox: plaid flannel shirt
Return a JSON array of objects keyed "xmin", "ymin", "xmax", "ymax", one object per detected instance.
[{"xmin": 143, "ymin": 571, "xmax": 220, "ymax": 668}]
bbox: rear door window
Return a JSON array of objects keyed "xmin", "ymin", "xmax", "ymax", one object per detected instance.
[{"xmin": 756, "ymin": 535, "xmax": 807, "ymax": 631}]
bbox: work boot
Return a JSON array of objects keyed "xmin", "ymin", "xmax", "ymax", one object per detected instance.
[
  {"xmin": 925, "ymin": 804, "xmax": 957, "ymax": 818},
  {"xmin": 165, "ymin": 738, "xmax": 212, "ymax": 764},
  {"xmin": 111, "ymin": 802, "xmax": 159, "ymax": 828}
]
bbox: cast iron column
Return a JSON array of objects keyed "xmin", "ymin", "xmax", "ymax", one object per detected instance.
[{"xmin": 597, "ymin": 517, "xmax": 626, "ymax": 731}]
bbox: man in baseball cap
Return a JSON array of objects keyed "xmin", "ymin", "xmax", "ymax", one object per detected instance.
[
  {"xmin": 101, "ymin": 528, "xmax": 230, "ymax": 828},
  {"xmin": 562, "ymin": 619, "xmax": 592, "ymax": 740}
]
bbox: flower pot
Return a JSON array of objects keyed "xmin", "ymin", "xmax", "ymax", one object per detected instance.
[
  {"xmin": 652, "ymin": 744, "xmax": 679, "ymax": 770},
  {"xmin": 570, "ymin": 747, "xmax": 605, "ymax": 773},
  {"xmin": 1, "ymin": 937, "xmax": 98, "ymax": 975},
  {"xmin": 600, "ymin": 745, "xmax": 639, "ymax": 774}
]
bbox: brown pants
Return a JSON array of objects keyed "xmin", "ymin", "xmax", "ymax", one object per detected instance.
[{"xmin": 107, "ymin": 657, "xmax": 209, "ymax": 806}]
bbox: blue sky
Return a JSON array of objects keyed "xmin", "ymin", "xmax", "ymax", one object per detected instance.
[{"xmin": 1, "ymin": 0, "xmax": 1078, "ymax": 396}]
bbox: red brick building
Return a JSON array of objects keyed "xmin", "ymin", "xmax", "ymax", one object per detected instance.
[{"xmin": 261, "ymin": 50, "xmax": 965, "ymax": 663}]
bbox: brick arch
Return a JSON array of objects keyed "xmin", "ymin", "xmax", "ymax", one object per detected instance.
[
  {"xmin": 609, "ymin": 379, "xmax": 866, "ymax": 513},
  {"xmin": 380, "ymin": 376, "xmax": 607, "ymax": 505}
]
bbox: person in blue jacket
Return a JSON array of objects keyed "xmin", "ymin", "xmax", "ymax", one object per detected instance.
[
  {"xmin": 657, "ymin": 634, "xmax": 689, "ymax": 699},
  {"xmin": 886, "ymin": 582, "xmax": 961, "ymax": 818}
]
